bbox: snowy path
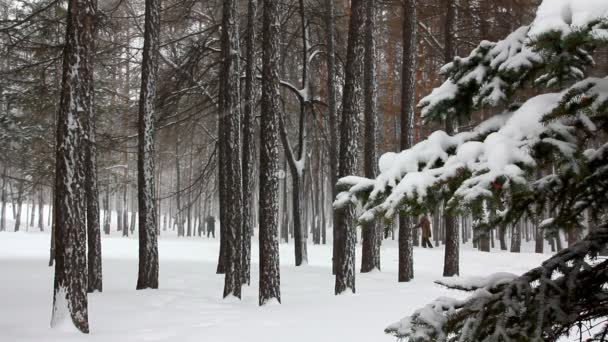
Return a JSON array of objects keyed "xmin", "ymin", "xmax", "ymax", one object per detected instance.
[{"xmin": 0, "ymin": 231, "xmax": 549, "ymax": 342}]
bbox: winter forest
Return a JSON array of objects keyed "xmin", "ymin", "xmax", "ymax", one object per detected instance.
[{"xmin": 0, "ymin": 0, "xmax": 607, "ymax": 340}]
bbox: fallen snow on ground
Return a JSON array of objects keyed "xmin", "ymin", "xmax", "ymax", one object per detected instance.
[{"xmin": 0, "ymin": 218, "xmax": 556, "ymax": 342}]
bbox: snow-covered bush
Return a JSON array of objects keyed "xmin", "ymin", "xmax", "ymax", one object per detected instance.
[{"xmin": 335, "ymin": 0, "xmax": 608, "ymax": 340}]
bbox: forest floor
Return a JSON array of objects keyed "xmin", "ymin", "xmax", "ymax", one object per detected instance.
[{"xmin": 0, "ymin": 206, "xmax": 569, "ymax": 341}]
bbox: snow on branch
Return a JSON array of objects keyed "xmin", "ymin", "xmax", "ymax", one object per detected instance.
[
  {"xmin": 385, "ymin": 225, "xmax": 608, "ymax": 341},
  {"xmin": 419, "ymin": 5, "xmax": 608, "ymax": 125},
  {"xmin": 335, "ymin": 78, "xmax": 608, "ymax": 224}
]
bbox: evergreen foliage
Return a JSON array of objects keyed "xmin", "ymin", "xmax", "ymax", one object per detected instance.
[{"xmin": 335, "ymin": 1, "xmax": 608, "ymax": 340}]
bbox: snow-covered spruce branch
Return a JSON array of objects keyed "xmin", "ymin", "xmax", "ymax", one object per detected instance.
[
  {"xmin": 418, "ymin": 14, "xmax": 608, "ymax": 124},
  {"xmin": 334, "ymin": 78, "xmax": 608, "ymax": 226},
  {"xmin": 384, "ymin": 225, "xmax": 608, "ymax": 341}
]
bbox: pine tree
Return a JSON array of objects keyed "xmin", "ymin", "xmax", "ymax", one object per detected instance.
[
  {"xmin": 337, "ymin": 1, "xmax": 608, "ymax": 339},
  {"xmin": 258, "ymin": 0, "xmax": 281, "ymax": 306},
  {"xmin": 136, "ymin": 0, "xmax": 160, "ymax": 291},
  {"xmin": 51, "ymin": 0, "xmax": 97, "ymax": 333}
]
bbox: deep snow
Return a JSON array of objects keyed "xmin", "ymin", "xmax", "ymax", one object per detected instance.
[{"xmin": 0, "ymin": 204, "xmax": 561, "ymax": 341}]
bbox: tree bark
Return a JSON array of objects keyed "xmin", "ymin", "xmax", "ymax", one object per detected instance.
[
  {"xmin": 259, "ymin": 0, "xmax": 281, "ymax": 305},
  {"xmin": 442, "ymin": 0, "xmax": 459, "ymax": 278},
  {"xmin": 241, "ymin": 0, "xmax": 257, "ymax": 286},
  {"xmin": 335, "ymin": 0, "xmax": 365, "ymax": 295},
  {"xmin": 51, "ymin": 0, "xmax": 97, "ymax": 332},
  {"xmin": 219, "ymin": 0, "xmax": 243, "ymax": 299},
  {"xmin": 136, "ymin": 0, "xmax": 160, "ymax": 290},
  {"xmin": 84, "ymin": 32, "xmax": 102, "ymax": 292},
  {"xmin": 510, "ymin": 222, "xmax": 521, "ymax": 253},
  {"xmin": 361, "ymin": 0, "xmax": 381, "ymax": 274},
  {"xmin": 38, "ymin": 188, "xmax": 45, "ymax": 231},
  {"xmin": 325, "ymin": 0, "xmax": 340, "ymax": 276},
  {"xmin": 397, "ymin": 0, "xmax": 418, "ymax": 282},
  {"xmin": 0, "ymin": 167, "xmax": 6, "ymax": 232}
]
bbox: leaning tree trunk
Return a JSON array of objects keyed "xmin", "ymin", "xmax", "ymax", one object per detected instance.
[
  {"xmin": 240, "ymin": 0, "xmax": 257, "ymax": 286},
  {"xmin": 397, "ymin": 0, "xmax": 417, "ymax": 282},
  {"xmin": 258, "ymin": 0, "xmax": 281, "ymax": 306},
  {"xmin": 442, "ymin": 0, "xmax": 459, "ymax": 277},
  {"xmin": 335, "ymin": 0, "xmax": 365, "ymax": 295},
  {"xmin": 219, "ymin": 0, "xmax": 243, "ymax": 300},
  {"xmin": 136, "ymin": 0, "xmax": 160, "ymax": 290},
  {"xmin": 50, "ymin": 0, "xmax": 97, "ymax": 333},
  {"xmin": 361, "ymin": 0, "xmax": 381, "ymax": 274}
]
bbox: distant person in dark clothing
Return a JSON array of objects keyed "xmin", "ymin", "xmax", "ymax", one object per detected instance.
[
  {"xmin": 197, "ymin": 219, "xmax": 204, "ymax": 237},
  {"xmin": 206, "ymin": 216, "xmax": 216, "ymax": 238},
  {"xmin": 417, "ymin": 215, "xmax": 433, "ymax": 248}
]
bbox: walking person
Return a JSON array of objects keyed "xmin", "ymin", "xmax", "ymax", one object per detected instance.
[{"xmin": 418, "ymin": 215, "xmax": 433, "ymax": 248}]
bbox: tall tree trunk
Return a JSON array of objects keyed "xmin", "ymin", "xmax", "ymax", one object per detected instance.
[
  {"xmin": 397, "ymin": 0, "xmax": 417, "ymax": 282},
  {"xmin": 175, "ymin": 135, "xmax": 184, "ymax": 237},
  {"xmin": 325, "ymin": 0, "xmax": 339, "ymax": 276},
  {"xmin": 259, "ymin": 0, "xmax": 281, "ymax": 305},
  {"xmin": 51, "ymin": 0, "xmax": 97, "ymax": 332},
  {"xmin": 38, "ymin": 188, "xmax": 45, "ymax": 231},
  {"xmin": 442, "ymin": 0, "xmax": 459, "ymax": 277},
  {"xmin": 103, "ymin": 180, "xmax": 110, "ymax": 235},
  {"xmin": 0, "ymin": 167, "xmax": 6, "ymax": 232},
  {"xmin": 14, "ymin": 181, "xmax": 23, "ymax": 232},
  {"xmin": 361, "ymin": 0, "xmax": 381, "ymax": 274},
  {"xmin": 335, "ymin": 0, "xmax": 365, "ymax": 295},
  {"xmin": 30, "ymin": 192, "xmax": 36, "ymax": 228},
  {"xmin": 498, "ymin": 225, "xmax": 508, "ymax": 250},
  {"xmin": 136, "ymin": 0, "xmax": 160, "ymax": 290},
  {"xmin": 510, "ymin": 222, "xmax": 521, "ymax": 253},
  {"xmin": 241, "ymin": 0, "xmax": 257, "ymax": 286},
  {"xmin": 85, "ymin": 38, "xmax": 102, "ymax": 292},
  {"xmin": 220, "ymin": 0, "xmax": 243, "ymax": 299}
]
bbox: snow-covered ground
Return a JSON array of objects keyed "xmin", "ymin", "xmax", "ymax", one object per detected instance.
[{"xmin": 0, "ymin": 204, "xmax": 561, "ymax": 342}]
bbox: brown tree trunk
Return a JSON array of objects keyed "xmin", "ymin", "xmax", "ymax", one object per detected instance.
[
  {"xmin": 51, "ymin": 0, "xmax": 97, "ymax": 332},
  {"xmin": 259, "ymin": 0, "xmax": 282, "ymax": 306},
  {"xmin": 335, "ymin": 0, "xmax": 365, "ymax": 295}
]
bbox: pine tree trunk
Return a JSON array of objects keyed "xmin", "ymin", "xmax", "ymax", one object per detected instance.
[
  {"xmin": 30, "ymin": 193, "xmax": 36, "ymax": 228},
  {"xmin": 0, "ymin": 167, "xmax": 6, "ymax": 232},
  {"xmin": 442, "ymin": 0, "xmax": 459, "ymax": 278},
  {"xmin": 396, "ymin": 0, "xmax": 418, "ymax": 280},
  {"xmin": 258, "ymin": 0, "xmax": 282, "ymax": 305},
  {"xmin": 510, "ymin": 222, "xmax": 521, "ymax": 253},
  {"xmin": 325, "ymin": 0, "xmax": 339, "ymax": 276},
  {"xmin": 51, "ymin": 0, "xmax": 97, "ymax": 332},
  {"xmin": 398, "ymin": 216, "xmax": 414, "ymax": 282},
  {"xmin": 85, "ymin": 45, "xmax": 102, "ymax": 292},
  {"xmin": 136, "ymin": 0, "xmax": 160, "ymax": 290},
  {"xmin": 38, "ymin": 188, "xmax": 44, "ymax": 231},
  {"xmin": 240, "ymin": 0, "xmax": 257, "ymax": 286},
  {"xmin": 219, "ymin": 0, "xmax": 243, "ymax": 299},
  {"xmin": 175, "ymin": 136, "xmax": 184, "ymax": 238},
  {"xmin": 335, "ymin": 0, "xmax": 365, "ymax": 295},
  {"xmin": 14, "ymin": 181, "xmax": 23, "ymax": 231},
  {"xmin": 361, "ymin": 0, "xmax": 381, "ymax": 274},
  {"xmin": 499, "ymin": 225, "xmax": 508, "ymax": 250},
  {"xmin": 103, "ymin": 181, "xmax": 110, "ymax": 235}
]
